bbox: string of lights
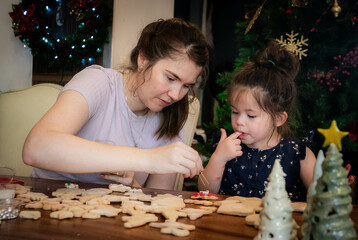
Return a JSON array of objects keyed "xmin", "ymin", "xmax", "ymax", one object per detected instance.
[{"xmin": 9, "ymin": 0, "xmax": 112, "ymax": 71}]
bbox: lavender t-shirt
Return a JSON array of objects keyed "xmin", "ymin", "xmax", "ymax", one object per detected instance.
[{"xmin": 31, "ymin": 65, "xmax": 182, "ymax": 184}]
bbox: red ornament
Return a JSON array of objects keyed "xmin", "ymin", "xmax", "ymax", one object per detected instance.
[
  {"xmin": 72, "ymin": 0, "xmax": 101, "ymax": 9},
  {"xmin": 286, "ymin": 9, "xmax": 292, "ymax": 14},
  {"xmin": 9, "ymin": 3, "xmax": 39, "ymax": 36}
]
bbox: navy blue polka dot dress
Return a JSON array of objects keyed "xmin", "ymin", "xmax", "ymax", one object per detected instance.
[{"xmin": 219, "ymin": 132, "xmax": 313, "ymax": 200}]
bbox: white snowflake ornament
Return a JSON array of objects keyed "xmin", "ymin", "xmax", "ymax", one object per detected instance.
[{"xmin": 276, "ymin": 30, "xmax": 308, "ymax": 60}]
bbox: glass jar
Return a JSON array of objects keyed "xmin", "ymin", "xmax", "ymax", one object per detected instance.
[{"xmin": 0, "ymin": 198, "xmax": 24, "ymax": 220}]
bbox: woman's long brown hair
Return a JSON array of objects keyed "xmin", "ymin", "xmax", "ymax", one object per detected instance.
[{"xmin": 128, "ymin": 18, "xmax": 209, "ymax": 140}]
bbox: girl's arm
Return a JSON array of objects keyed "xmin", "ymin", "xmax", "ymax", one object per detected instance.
[
  {"xmin": 300, "ymin": 147, "xmax": 317, "ymax": 189},
  {"xmin": 198, "ymin": 152, "xmax": 227, "ymax": 193},
  {"xmin": 198, "ymin": 129, "xmax": 242, "ymax": 194},
  {"xmin": 144, "ymin": 173, "xmax": 177, "ymax": 190},
  {"xmin": 23, "ymin": 90, "xmax": 202, "ymax": 178}
]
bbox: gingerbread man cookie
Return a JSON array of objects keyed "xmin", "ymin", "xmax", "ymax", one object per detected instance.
[
  {"xmin": 122, "ymin": 213, "xmax": 158, "ymax": 228},
  {"xmin": 149, "ymin": 220, "xmax": 195, "ymax": 237}
]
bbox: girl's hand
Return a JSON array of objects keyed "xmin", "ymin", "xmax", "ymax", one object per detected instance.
[
  {"xmin": 146, "ymin": 142, "xmax": 203, "ymax": 179},
  {"xmin": 100, "ymin": 171, "xmax": 135, "ymax": 186},
  {"xmin": 345, "ymin": 164, "xmax": 355, "ymax": 185},
  {"xmin": 212, "ymin": 128, "xmax": 242, "ymax": 164}
]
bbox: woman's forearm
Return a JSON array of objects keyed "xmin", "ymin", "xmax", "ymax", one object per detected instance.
[{"xmin": 23, "ymin": 129, "xmax": 150, "ymax": 173}]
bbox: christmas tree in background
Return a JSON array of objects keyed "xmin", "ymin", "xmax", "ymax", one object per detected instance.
[
  {"xmin": 305, "ymin": 144, "xmax": 356, "ymax": 239},
  {"xmin": 8, "ymin": 0, "xmax": 112, "ymax": 75},
  {"xmin": 203, "ymin": 0, "xmax": 358, "ymax": 156},
  {"xmin": 254, "ymin": 159, "xmax": 298, "ymax": 240}
]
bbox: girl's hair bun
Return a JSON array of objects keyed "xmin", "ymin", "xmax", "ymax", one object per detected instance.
[{"xmin": 255, "ymin": 40, "xmax": 300, "ymax": 80}]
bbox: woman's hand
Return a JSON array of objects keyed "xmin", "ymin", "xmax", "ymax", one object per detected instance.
[
  {"xmin": 100, "ymin": 171, "xmax": 135, "ymax": 186},
  {"xmin": 146, "ymin": 142, "xmax": 203, "ymax": 178}
]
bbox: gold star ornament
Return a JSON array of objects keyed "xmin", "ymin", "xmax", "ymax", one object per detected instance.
[{"xmin": 317, "ymin": 120, "xmax": 349, "ymax": 151}]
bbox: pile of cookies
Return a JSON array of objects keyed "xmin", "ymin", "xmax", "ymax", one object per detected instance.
[
  {"xmin": 5, "ymin": 183, "xmax": 306, "ymax": 237},
  {"xmin": 11, "ymin": 183, "xmax": 206, "ymax": 237}
]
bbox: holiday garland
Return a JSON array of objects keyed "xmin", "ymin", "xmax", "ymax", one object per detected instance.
[
  {"xmin": 9, "ymin": 0, "xmax": 112, "ymax": 71},
  {"xmin": 308, "ymin": 46, "xmax": 358, "ymax": 92}
]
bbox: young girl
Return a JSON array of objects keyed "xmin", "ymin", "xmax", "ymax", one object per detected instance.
[{"xmin": 199, "ymin": 40, "xmax": 316, "ymax": 200}]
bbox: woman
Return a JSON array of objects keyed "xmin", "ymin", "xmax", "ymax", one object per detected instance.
[{"xmin": 22, "ymin": 18, "xmax": 209, "ymax": 190}]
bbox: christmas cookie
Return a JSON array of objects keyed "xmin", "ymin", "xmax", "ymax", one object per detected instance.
[
  {"xmin": 108, "ymin": 183, "xmax": 132, "ymax": 192},
  {"xmin": 149, "ymin": 220, "xmax": 195, "ymax": 237},
  {"xmin": 122, "ymin": 213, "xmax": 158, "ymax": 228},
  {"xmin": 217, "ymin": 200, "xmax": 255, "ymax": 216},
  {"xmin": 191, "ymin": 191, "xmax": 218, "ymax": 200},
  {"xmin": 161, "ymin": 209, "xmax": 187, "ymax": 221},
  {"xmin": 52, "ymin": 188, "xmax": 85, "ymax": 197},
  {"xmin": 245, "ymin": 213, "xmax": 260, "ymax": 228},
  {"xmin": 50, "ymin": 210, "xmax": 74, "ymax": 220},
  {"xmin": 19, "ymin": 210, "xmax": 41, "ymax": 220},
  {"xmin": 291, "ymin": 201, "xmax": 307, "ymax": 212}
]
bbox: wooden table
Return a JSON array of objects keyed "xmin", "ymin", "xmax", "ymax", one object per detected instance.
[{"xmin": 1, "ymin": 176, "xmax": 358, "ymax": 240}]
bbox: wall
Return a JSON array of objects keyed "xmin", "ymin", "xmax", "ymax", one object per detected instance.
[
  {"xmin": 111, "ymin": 0, "xmax": 174, "ymax": 68},
  {"xmin": 0, "ymin": 0, "xmax": 33, "ymax": 92}
]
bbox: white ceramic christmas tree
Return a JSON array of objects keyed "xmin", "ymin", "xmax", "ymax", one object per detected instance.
[
  {"xmin": 301, "ymin": 150, "xmax": 325, "ymax": 239},
  {"xmin": 254, "ymin": 159, "xmax": 298, "ymax": 240},
  {"xmin": 306, "ymin": 144, "xmax": 356, "ymax": 239}
]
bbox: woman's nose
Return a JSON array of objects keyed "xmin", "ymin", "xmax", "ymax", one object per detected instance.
[{"xmin": 168, "ymin": 85, "xmax": 182, "ymax": 101}]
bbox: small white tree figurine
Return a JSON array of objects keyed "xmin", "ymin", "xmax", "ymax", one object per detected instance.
[
  {"xmin": 302, "ymin": 150, "xmax": 325, "ymax": 239},
  {"xmin": 255, "ymin": 159, "xmax": 298, "ymax": 240}
]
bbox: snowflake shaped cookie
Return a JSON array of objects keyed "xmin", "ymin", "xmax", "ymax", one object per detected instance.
[{"xmin": 276, "ymin": 30, "xmax": 308, "ymax": 60}]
